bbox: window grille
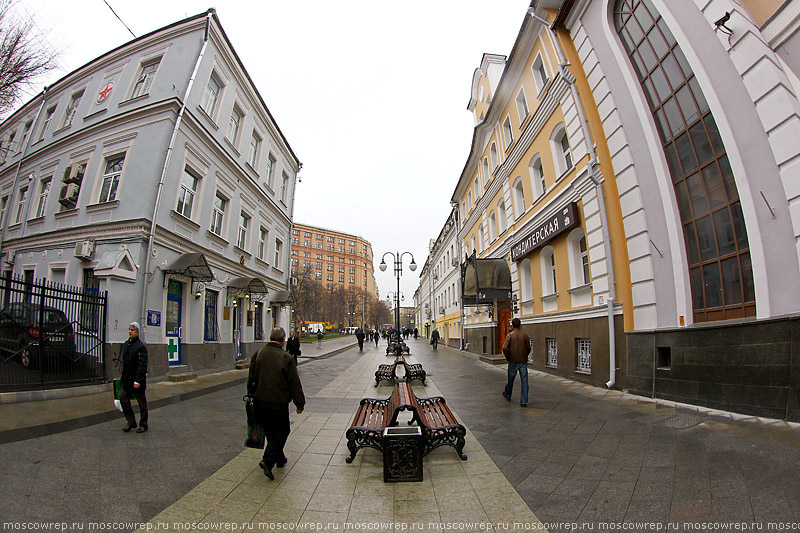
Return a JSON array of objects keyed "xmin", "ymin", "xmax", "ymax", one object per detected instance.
[
  {"xmin": 547, "ymin": 338, "xmax": 558, "ymax": 367},
  {"xmin": 576, "ymin": 339, "xmax": 591, "ymax": 372}
]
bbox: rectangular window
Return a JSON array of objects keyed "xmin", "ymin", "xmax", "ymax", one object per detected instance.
[
  {"xmin": 533, "ymin": 56, "xmax": 549, "ymax": 94},
  {"xmin": 281, "ymin": 172, "xmax": 289, "ymax": 203},
  {"xmin": 580, "ymin": 236, "xmax": 590, "ymax": 284},
  {"xmin": 62, "ymin": 90, "xmax": 84, "ymax": 128},
  {"xmin": 35, "ymin": 178, "xmax": 51, "ymax": 218},
  {"xmin": 0, "ymin": 195, "xmax": 8, "ymax": 227},
  {"xmin": 131, "ymin": 60, "xmax": 160, "ymax": 99},
  {"xmin": 99, "ymin": 154, "xmax": 125, "ymax": 203},
  {"xmin": 516, "ymin": 88, "xmax": 529, "ymax": 122},
  {"xmin": 204, "ymin": 289, "xmax": 219, "ymax": 341},
  {"xmin": 258, "ymin": 226, "xmax": 268, "ymax": 261},
  {"xmin": 547, "ymin": 338, "xmax": 557, "ymax": 367},
  {"xmin": 210, "ymin": 193, "xmax": 227, "ymax": 235},
  {"xmin": 227, "ymin": 106, "xmax": 243, "ymax": 145},
  {"xmin": 81, "ymin": 268, "xmax": 100, "ymax": 332},
  {"xmin": 20, "ymin": 121, "xmax": 32, "ymax": 149},
  {"xmin": 327, "ymin": 273, "xmax": 334, "ymax": 281},
  {"xmin": 176, "ymin": 166, "xmax": 199, "ymax": 218},
  {"xmin": 266, "ymin": 154, "xmax": 276, "ymax": 189},
  {"xmin": 237, "ymin": 211, "xmax": 250, "ymax": 250},
  {"xmin": 200, "ymin": 74, "xmax": 221, "ymax": 116},
  {"xmin": 254, "ymin": 302, "xmax": 264, "ymax": 341},
  {"xmin": 248, "ymin": 131, "xmax": 261, "ymax": 168},
  {"xmin": 274, "ymin": 239, "xmax": 283, "ymax": 267},
  {"xmin": 38, "ymin": 107, "xmax": 55, "ymax": 141},
  {"xmin": 14, "ymin": 186, "xmax": 28, "ymax": 224},
  {"xmin": 576, "ymin": 339, "xmax": 591, "ymax": 372},
  {"xmin": 503, "ymin": 116, "xmax": 513, "ymax": 146}
]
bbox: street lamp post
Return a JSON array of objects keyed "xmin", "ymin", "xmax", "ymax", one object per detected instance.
[
  {"xmin": 379, "ymin": 251, "xmax": 417, "ymax": 335},
  {"xmin": 386, "ymin": 291, "xmax": 404, "ymax": 327}
]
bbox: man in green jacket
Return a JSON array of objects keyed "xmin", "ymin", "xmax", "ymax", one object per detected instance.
[{"xmin": 247, "ymin": 327, "xmax": 305, "ymax": 480}]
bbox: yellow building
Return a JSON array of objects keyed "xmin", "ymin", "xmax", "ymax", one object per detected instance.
[{"xmin": 454, "ymin": 3, "xmax": 633, "ymax": 389}]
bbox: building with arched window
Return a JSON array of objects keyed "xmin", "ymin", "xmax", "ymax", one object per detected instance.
[{"xmin": 560, "ymin": 0, "xmax": 800, "ymax": 419}]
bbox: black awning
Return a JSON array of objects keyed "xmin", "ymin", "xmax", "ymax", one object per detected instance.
[
  {"xmin": 227, "ymin": 277, "xmax": 269, "ymax": 297},
  {"xmin": 461, "ymin": 255, "xmax": 512, "ymax": 306},
  {"xmin": 163, "ymin": 252, "xmax": 214, "ymax": 282}
]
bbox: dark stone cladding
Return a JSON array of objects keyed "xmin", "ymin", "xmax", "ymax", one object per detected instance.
[
  {"xmin": 104, "ymin": 341, "xmax": 268, "ymax": 381},
  {"xmin": 464, "ymin": 315, "xmax": 627, "ymax": 390},
  {"xmin": 625, "ymin": 314, "xmax": 800, "ymax": 421}
]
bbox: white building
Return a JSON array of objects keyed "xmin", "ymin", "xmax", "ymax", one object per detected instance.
[{"xmin": 0, "ymin": 10, "xmax": 300, "ymax": 382}]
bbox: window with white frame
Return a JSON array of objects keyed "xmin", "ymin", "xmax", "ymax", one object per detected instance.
[
  {"xmin": 490, "ymin": 143, "xmax": 499, "ymax": 171},
  {"xmin": 520, "ymin": 258, "xmax": 533, "ymax": 303},
  {"xmin": 237, "ymin": 213, "xmax": 250, "ymax": 250},
  {"xmin": 258, "ymin": 226, "xmax": 269, "ymax": 262},
  {"xmin": 266, "ymin": 154, "xmax": 275, "ymax": 189},
  {"xmin": 532, "ymin": 54, "xmax": 549, "ymax": 94},
  {"xmin": 200, "ymin": 73, "xmax": 221, "ymax": 116},
  {"xmin": 512, "ymin": 178, "xmax": 525, "ymax": 218},
  {"xmin": 0, "ymin": 195, "xmax": 8, "ymax": 227},
  {"xmin": 516, "ymin": 88, "xmax": 529, "ymax": 123},
  {"xmin": 227, "ymin": 106, "xmax": 243, "ymax": 146},
  {"xmin": 204, "ymin": 289, "xmax": 219, "ymax": 341},
  {"xmin": 576, "ymin": 339, "xmax": 591, "ymax": 372},
  {"xmin": 478, "ymin": 224, "xmax": 485, "ymax": 252},
  {"xmin": 131, "ymin": 59, "xmax": 160, "ymax": 99},
  {"xmin": 473, "ymin": 176, "xmax": 480, "ymax": 202},
  {"xmin": 551, "ymin": 124, "xmax": 572, "ymax": 175},
  {"xmin": 175, "ymin": 166, "xmax": 199, "ymax": 217},
  {"xmin": 529, "ymin": 155, "xmax": 546, "ymax": 198},
  {"xmin": 567, "ymin": 228, "xmax": 590, "ymax": 287},
  {"xmin": 497, "ymin": 199, "xmax": 507, "ymax": 234},
  {"xmin": 274, "ymin": 239, "xmax": 283, "ymax": 267},
  {"xmin": 210, "ymin": 192, "xmax": 227, "ymax": 236},
  {"xmin": 467, "ymin": 191, "xmax": 472, "ymax": 211},
  {"xmin": 38, "ymin": 107, "xmax": 55, "ymax": 141},
  {"xmin": 281, "ymin": 173, "xmax": 289, "ymax": 203},
  {"xmin": 541, "ymin": 246, "xmax": 557, "ymax": 295},
  {"xmin": 14, "ymin": 186, "xmax": 27, "ymax": 224},
  {"xmin": 99, "ymin": 154, "xmax": 125, "ymax": 204},
  {"xmin": 488, "ymin": 211, "xmax": 497, "ymax": 242},
  {"xmin": 248, "ymin": 131, "xmax": 261, "ymax": 168},
  {"xmin": 502, "ymin": 116, "xmax": 513, "ymax": 147},
  {"xmin": 20, "ymin": 121, "xmax": 32, "ymax": 149},
  {"xmin": 34, "ymin": 177, "xmax": 51, "ymax": 218},
  {"xmin": 547, "ymin": 338, "xmax": 557, "ymax": 367},
  {"xmin": 470, "ymin": 235, "xmax": 477, "ymax": 255},
  {"xmin": 62, "ymin": 90, "xmax": 84, "ymax": 128}
]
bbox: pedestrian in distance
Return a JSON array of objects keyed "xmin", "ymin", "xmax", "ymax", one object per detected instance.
[
  {"xmin": 247, "ymin": 327, "xmax": 305, "ymax": 480},
  {"xmin": 120, "ymin": 322, "xmax": 149, "ymax": 433},
  {"xmin": 356, "ymin": 328, "xmax": 365, "ymax": 351},
  {"xmin": 316, "ymin": 330, "xmax": 324, "ymax": 348},
  {"xmin": 413, "ymin": 327, "xmax": 418, "ymax": 339},
  {"xmin": 374, "ymin": 329, "xmax": 380, "ymax": 347},
  {"xmin": 431, "ymin": 328, "xmax": 440, "ymax": 350},
  {"xmin": 286, "ymin": 330, "xmax": 301, "ymax": 364},
  {"xmin": 502, "ymin": 318, "xmax": 530, "ymax": 407}
]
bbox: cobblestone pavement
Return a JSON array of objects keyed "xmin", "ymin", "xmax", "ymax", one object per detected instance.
[{"xmin": 0, "ymin": 336, "xmax": 798, "ymax": 532}]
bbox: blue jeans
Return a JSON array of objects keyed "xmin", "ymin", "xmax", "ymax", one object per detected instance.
[{"xmin": 504, "ymin": 362, "xmax": 529, "ymax": 405}]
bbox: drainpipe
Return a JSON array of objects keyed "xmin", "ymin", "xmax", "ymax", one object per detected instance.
[
  {"xmin": 528, "ymin": 8, "xmax": 618, "ymax": 388},
  {"xmin": 0, "ymin": 86, "xmax": 50, "ymax": 263},
  {"xmin": 139, "ymin": 10, "xmax": 213, "ymax": 336}
]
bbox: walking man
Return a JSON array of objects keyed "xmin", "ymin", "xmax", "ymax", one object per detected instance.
[
  {"xmin": 374, "ymin": 329, "xmax": 380, "ymax": 347},
  {"xmin": 120, "ymin": 322, "xmax": 148, "ymax": 433},
  {"xmin": 431, "ymin": 328, "xmax": 440, "ymax": 350},
  {"xmin": 247, "ymin": 327, "xmax": 305, "ymax": 480},
  {"xmin": 502, "ymin": 318, "xmax": 530, "ymax": 407},
  {"xmin": 316, "ymin": 329, "xmax": 324, "ymax": 348},
  {"xmin": 286, "ymin": 330, "xmax": 301, "ymax": 363},
  {"xmin": 356, "ymin": 328, "xmax": 365, "ymax": 351}
]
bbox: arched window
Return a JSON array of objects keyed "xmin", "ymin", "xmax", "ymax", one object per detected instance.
[
  {"xmin": 497, "ymin": 199, "xmax": 508, "ymax": 234},
  {"xmin": 483, "ymin": 158, "xmax": 490, "ymax": 184},
  {"xmin": 550, "ymin": 124, "xmax": 572, "ymax": 176},
  {"xmin": 540, "ymin": 246, "xmax": 557, "ymax": 295},
  {"xmin": 478, "ymin": 224, "xmax": 485, "ymax": 252},
  {"xmin": 529, "ymin": 154, "xmax": 546, "ymax": 199},
  {"xmin": 470, "ymin": 235, "xmax": 477, "ymax": 255},
  {"xmin": 467, "ymin": 190, "xmax": 472, "ymax": 211},
  {"xmin": 513, "ymin": 178, "xmax": 526, "ymax": 218},
  {"xmin": 520, "ymin": 258, "xmax": 533, "ymax": 303},
  {"xmin": 567, "ymin": 228, "xmax": 591, "ymax": 287},
  {"xmin": 615, "ymin": 0, "xmax": 754, "ymax": 321},
  {"xmin": 474, "ymin": 176, "xmax": 480, "ymax": 202},
  {"xmin": 488, "ymin": 211, "xmax": 497, "ymax": 242}
]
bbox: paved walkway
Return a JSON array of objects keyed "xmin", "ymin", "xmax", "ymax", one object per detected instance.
[{"xmin": 1, "ymin": 337, "xmax": 799, "ymax": 532}]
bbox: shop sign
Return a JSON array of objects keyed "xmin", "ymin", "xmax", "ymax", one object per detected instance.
[{"xmin": 511, "ymin": 202, "xmax": 579, "ymax": 261}]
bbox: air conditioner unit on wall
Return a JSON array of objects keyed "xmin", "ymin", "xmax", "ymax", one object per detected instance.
[
  {"xmin": 74, "ymin": 240, "xmax": 95, "ymax": 260},
  {"xmin": 58, "ymin": 183, "xmax": 80, "ymax": 205}
]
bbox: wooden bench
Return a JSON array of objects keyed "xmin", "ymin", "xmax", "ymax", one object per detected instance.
[
  {"xmin": 345, "ymin": 382, "xmax": 419, "ymax": 463},
  {"xmin": 374, "ymin": 357, "xmax": 427, "ymax": 387},
  {"xmin": 416, "ymin": 395, "xmax": 467, "ymax": 461}
]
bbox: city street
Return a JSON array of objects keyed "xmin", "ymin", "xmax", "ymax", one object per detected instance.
[{"xmin": 1, "ymin": 337, "xmax": 799, "ymax": 531}]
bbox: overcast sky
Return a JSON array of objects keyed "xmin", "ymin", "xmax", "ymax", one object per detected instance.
[{"xmin": 15, "ymin": 0, "xmax": 530, "ymax": 308}]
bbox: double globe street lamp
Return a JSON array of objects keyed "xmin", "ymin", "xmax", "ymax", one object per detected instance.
[{"xmin": 379, "ymin": 251, "xmax": 417, "ymax": 335}]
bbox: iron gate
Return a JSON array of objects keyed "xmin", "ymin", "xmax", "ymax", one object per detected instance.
[{"xmin": 0, "ymin": 274, "xmax": 107, "ymax": 391}]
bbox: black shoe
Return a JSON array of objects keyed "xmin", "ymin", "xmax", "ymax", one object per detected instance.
[
  {"xmin": 259, "ymin": 461, "xmax": 274, "ymax": 480},
  {"xmin": 136, "ymin": 424, "xmax": 148, "ymax": 433},
  {"xmin": 502, "ymin": 393, "xmax": 511, "ymax": 402},
  {"xmin": 521, "ymin": 404, "xmax": 527, "ymax": 408},
  {"xmin": 122, "ymin": 423, "xmax": 137, "ymax": 432}
]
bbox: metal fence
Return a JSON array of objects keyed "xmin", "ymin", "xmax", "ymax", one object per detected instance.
[{"xmin": 0, "ymin": 274, "xmax": 107, "ymax": 391}]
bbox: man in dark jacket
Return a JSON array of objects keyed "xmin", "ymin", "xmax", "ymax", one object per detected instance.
[
  {"xmin": 247, "ymin": 327, "xmax": 305, "ymax": 480},
  {"xmin": 355, "ymin": 328, "xmax": 365, "ymax": 351},
  {"xmin": 431, "ymin": 328, "xmax": 440, "ymax": 350},
  {"xmin": 502, "ymin": 318, "xmax": 531, "ymax": 407},
  {"xmin": 286, "ymin": 330, "xmax": 301, "ymax": 363},
  {"xmin": 120, "ymin": 322, "xmax": 148, "ymax": 433}
]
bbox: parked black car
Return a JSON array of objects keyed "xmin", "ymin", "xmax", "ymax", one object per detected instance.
[{"xmin": 0, "ymin": 303, "xmax": 77, "ymax": 370}]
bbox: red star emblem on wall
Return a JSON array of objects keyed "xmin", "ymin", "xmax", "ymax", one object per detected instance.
[{"xmin": 97, "ymin": 81, "xmax": 114, "ymax": 103}]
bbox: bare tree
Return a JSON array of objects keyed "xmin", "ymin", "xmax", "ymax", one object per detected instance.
[{"xmin": 0, "ymin": 0, "xmax": 58, "ymax": 116}]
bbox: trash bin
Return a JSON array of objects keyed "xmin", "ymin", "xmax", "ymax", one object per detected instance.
[{"xmin": 382, "ymin": 426, "xmax": 424, "ymax": 482}]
